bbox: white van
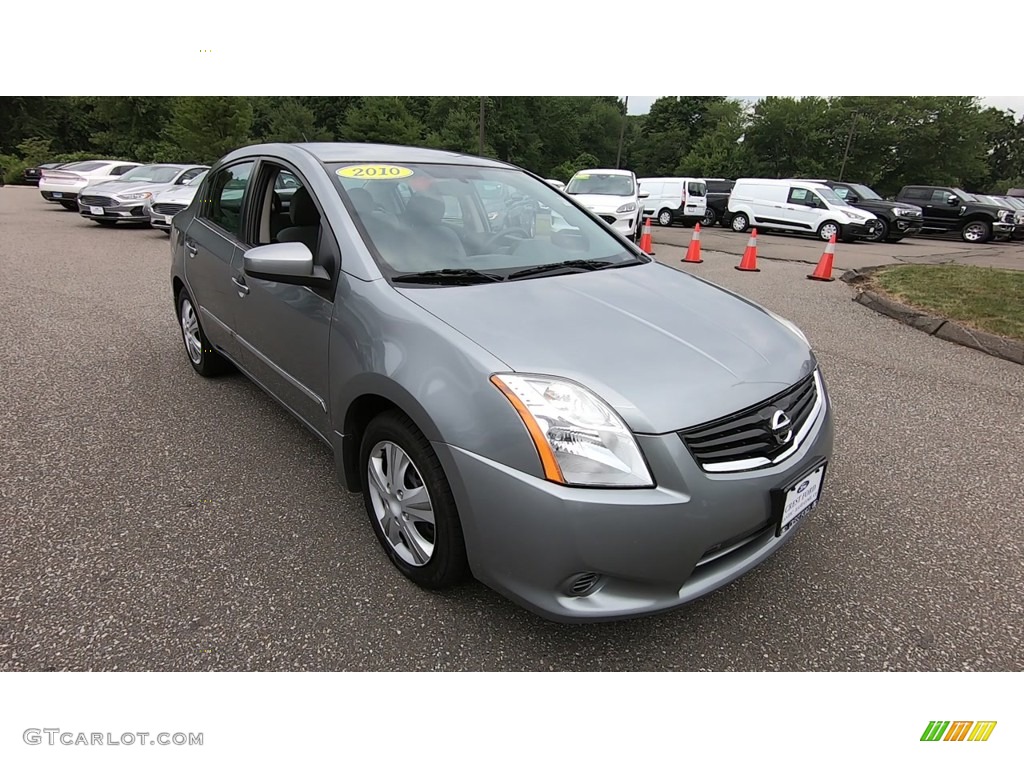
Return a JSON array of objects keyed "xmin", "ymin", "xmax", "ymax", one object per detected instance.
[
  {"xmin": 564, "ymin": 168, "xmax": 646, "ymax": 238},
  {"xmin": 727, "ymin": 178, "xmax": 880, "ymax": 242},
  {"xmin": 637, "ymin": 177, "xmax": 708, "ymax": 227}
]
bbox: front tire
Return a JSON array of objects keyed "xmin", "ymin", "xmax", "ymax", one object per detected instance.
[
  {"xmin": 177, "ymin": 290, "xmax": 231, "ymax": 377},
  {"xmin": 360, "ymin": 410, "xmax": 469, "ymax": 589},
  {"xmin": 817, "ymin": 220, "xmax": 840, "ymax": 241},
  {"xmin": 864, "ymin": 218, "xmax": 889, "ymax": 243},
  {"xmin": 730, "ymin": 213, "xmax": 749, "ymax": 232}
]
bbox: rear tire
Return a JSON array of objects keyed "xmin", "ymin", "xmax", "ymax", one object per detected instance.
[
  {"xmin": 657, "ymin": 208, "xmax": 673, "ymax": 227},
  {"xmin": 359, "ymin": 410, "xmax": 469, "ymax": 589},
  {"xmin": 730, "ymin": 213, "xmax": 749, "ymax": 232},
  {"xmin": 701, "ymin": 209, "xmax": 717, "ymax": 227},
  {"xmin": 961, "ymin": 220, "xmax": 991, "ymax": 243}
]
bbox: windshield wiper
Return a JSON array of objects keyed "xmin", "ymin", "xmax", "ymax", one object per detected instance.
[
  {"xmin": 391, "ymin": 268, "xmax": 505, "ymax": 285},
  {"xmin": 506, "ymin": 258, "xmax": 643, "ymax": 281}
]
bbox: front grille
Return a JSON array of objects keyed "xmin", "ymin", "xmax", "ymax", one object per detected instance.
[
  {"xmin": 679, "ymin": 371, "xmax": 821, "ymax": 473},
  {"xmin": 599, "ymin": 215, "xmax": 616, "ymax": 225},
  {"xmin": 152, "ymin": 203, "xmax": 186, "ymax": 216},
  {"xmin": 80, "ymin": 195, "xmax": 116, "ymax": 207}
]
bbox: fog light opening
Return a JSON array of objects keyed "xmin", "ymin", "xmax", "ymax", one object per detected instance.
[{"xmin": 565, "ymin": 572, "xmax": 603, "ymax": 597}]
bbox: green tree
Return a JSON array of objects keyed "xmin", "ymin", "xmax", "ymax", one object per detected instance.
[
  {"xmin": 252, "ymin": 97, "xmax": 332, "ymax": 143},
  {"xmin": 163, "ymin": 97, "xmax": 254, "ymax": 164},
  {"xmin": 676, "ymin": 100, "xmax": 752, "ymax": 178},
  {"xmin": 550, "ymin": 152, "xmax": 600, "ymax": 182},
  {"xmin": 338, "ymin": 97, "xmax": 424, "ymax": 145}
]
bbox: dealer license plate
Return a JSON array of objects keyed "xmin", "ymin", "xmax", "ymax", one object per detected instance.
[
  {"xmin": 777, "ymin": 464, "xmax": 825, "ymax": 536},
  {"xmin": 90, "ymin": 206, "xmax": 104, "ymax": 215}
]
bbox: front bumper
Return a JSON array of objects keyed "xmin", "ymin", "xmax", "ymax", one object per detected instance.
[
  {"xmin": 588, "ymin": 209, "xmax": 638, "ymax": 235},
  {"xmin": 892, "ymin": 216, "xmax": 922, "ymax": 237},
  {"xmin": 843, "ymin": 220, "xmax": 880, "ymax": 239},
  {"xmin": 79, "ymin": 199, "xmax": 151, "ymax": 223},
  {"xmin": 436, "ymin": 374, "xmax": 835, "ymax": 623}
]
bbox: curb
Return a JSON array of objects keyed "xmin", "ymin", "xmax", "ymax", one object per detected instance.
[{"xmin": 840, "ymin": 267, "xmax": 1024, "ymax": 366}]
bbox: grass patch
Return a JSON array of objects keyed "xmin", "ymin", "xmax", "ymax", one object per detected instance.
[{"xmin": 872, "ymin": 264, "xmax": 1024, "ymax": 341}]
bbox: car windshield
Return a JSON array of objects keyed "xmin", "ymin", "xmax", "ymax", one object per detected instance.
[
  {"xmin": 952, "ymin": 188, "xmax": 977, "ymax": 202},
  {"xmin": 331, "ymin": 162, "xmax": 644, "ymax": 280},
  {"xmin": 846, "ymin": 183, "xmax": 882, "ymax": 200},
  {"xmin": 1001, "ymin": 196, "xmax": 1024, "ymax": 209},
  {"xmin": 814, "ymin": 186, "xmax": 846, "ymax": 205},
  {"xmin": 117, "ymin": 165, "xmax": 182, "ymax": 183},
  {"xmin": 565, "ymin": 172, "xmax": 635, "ymax": 196},
  {"xmin": 185, "ymin": 170, "xmax": 208, "ymax": 187}
]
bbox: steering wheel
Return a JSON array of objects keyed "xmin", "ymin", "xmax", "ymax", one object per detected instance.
[{"xmin": 479, "ymin": 228, "xmax": 531, "ymax": 252}]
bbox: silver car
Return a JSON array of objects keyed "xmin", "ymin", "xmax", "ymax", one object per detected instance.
[
  {"xmin": 79, "ymin": 163, "xmax": 208, "ymax": 226},
  {"xmin": 149, "ymin": 170, "xmax": 209, "ymax": 230},
  {"xmin": 169, "ymin": 143, "xmax": 835, "ymax": 623}
]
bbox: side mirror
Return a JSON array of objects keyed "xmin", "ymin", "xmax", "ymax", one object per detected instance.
[
  {"xmin": 947, "ymin": 195, "xmax": 958, "ymax": 205},
  {"xmin": 243, "ymin": 242, "xmax": 330, "ymax": 287},
  {"xmin": 846, "ymin": 194, "xmax": 859, "ymax": 204},
  {"xmin": 638, "ymin": 191, "xmax": 650, "ymax": 199}
]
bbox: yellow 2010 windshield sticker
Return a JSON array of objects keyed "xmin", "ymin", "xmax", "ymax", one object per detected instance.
[{"xmin": 337, "ymin": 164, "xmax": 414, "ymax": 180}]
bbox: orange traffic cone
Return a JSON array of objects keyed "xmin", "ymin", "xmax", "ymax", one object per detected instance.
[
  {"xmin": 735, "ymin": 228, "xmax": 760, "ymax": 272},
  {"xmin": 808, "ymin": 234, "xmax": 837, "ymax": 282},
  {"xmin": 638, "ymin": 217, "xmax": 654, "ymax": 255},
  {"xmin": 683, "ymin": 222, "xmax": 703, "ymax": 263}
]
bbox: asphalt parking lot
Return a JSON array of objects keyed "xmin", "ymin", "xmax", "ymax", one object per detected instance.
[{"xmin": 1, "ymin": 186, "xmax": 1022, "ymax": 672}]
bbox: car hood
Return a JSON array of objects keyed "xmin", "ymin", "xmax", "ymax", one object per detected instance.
[
  {"xmin": 84, "ymin": 180, "xmax": 170, "ymax": 197},
  {"xmin": 566, "ymin": 193, "xmax": 636, "ymax": 213},
  {"xmin": 852, "ymin": 199, "xmax": 922, "ymax": 214},
  {"xmin": 153, "ymin": 185, "xmax": 198, "ymax": 205},
  {"xmin": 399, "ymin": 262, "xmax": 815, "ymax": 433}
]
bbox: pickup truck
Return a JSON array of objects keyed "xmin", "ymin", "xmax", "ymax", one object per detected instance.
[
  {"xmin": 818, "ymin": 181, "xmax": 923, "ymax": 243},
  {"xmin": 894, "ymin": 185, "xmax": 1019, "ymax": 243}
]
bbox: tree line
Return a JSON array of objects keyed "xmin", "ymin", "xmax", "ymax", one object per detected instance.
[{"xmin": 2, "ymin": 96, "xmax": 1021, "ymax": 196}]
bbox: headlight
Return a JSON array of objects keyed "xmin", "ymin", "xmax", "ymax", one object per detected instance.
[
  {"xmin": 490, "ymin": 374, "xmax": 653, "ymax": 488},
  {"xmin": 998, "ymin": 209, "xmax": 1013, "ymax": 223},
  {"xmin": 847, "ymin": 212, "xmax": 865, "ymax": 221},
  {"xmin": 766, "ymin": 309, "xmax": 810, "ymax": 346},
  {"xmin": 616, "ymin": 202, "xmax": 637, "ymax": 213},
  {"xmin": 120, "ymin": 192, "xmax": 152, "ymax": 200},
  {"xmin": 892, "ymin": 207, "xmax": 918, "ymax": 217}
]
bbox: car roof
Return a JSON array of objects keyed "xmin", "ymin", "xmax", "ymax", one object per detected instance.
[
  {"xmin": 254, "ymin": 142, "xmax": 517, "ymax": 169},
  {"xmin": 575, "ymin": 168, "xmax": 632, "ymax": 176}
]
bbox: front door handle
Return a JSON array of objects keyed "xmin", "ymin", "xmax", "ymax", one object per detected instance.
[
  {"xmin": 231, "ymin": 276, "xmax": 249, "ymax": 296},
  {"xmin": 184, "ymin": 241, "xmax": 198, "ymax": 258}
]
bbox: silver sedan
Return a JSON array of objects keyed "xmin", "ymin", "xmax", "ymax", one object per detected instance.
[
  {"xmin": 169, "ymin": 143, "xmax": 835, "ymax": 623},
  {"xmin": 79, "ymin": 164, "xmax": 208, "ymax": 226}
]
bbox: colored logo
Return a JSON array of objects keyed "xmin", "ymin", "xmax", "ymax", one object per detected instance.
[{"xmin": 921, "ymin": 721, "xmax": 997, "ymax": 742}]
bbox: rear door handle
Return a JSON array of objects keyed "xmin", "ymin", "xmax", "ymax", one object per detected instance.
[{"xmin": 231, "ymin": 276, "xmax": 249, "ymax": 296}]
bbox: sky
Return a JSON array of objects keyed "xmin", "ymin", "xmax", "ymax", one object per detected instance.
[{"xmin": 626, "ymin": 96, "xmax": 1024, "ymax": 116}]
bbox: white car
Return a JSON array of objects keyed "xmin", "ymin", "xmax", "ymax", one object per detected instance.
[
  {"xmin": 148, "ymin": 170, "xmax": 208, "ymax": 231},
  {"xmin": 564, "ymin": 168, "xmax": 647, "ymax": 239},
  {"xmin": 39, "ymin": 160, "xmax": 143, "ymax": 210}
]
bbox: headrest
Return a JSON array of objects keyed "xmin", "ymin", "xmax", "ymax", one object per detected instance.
[
  {"xmin": 405, "ymin": 194, "xmax": 444, "ymax": 225},
  {"xmin": 347, "ymin": 187, "xmax": 376, "ymax": 214},
  {"xmin": 289, "ymin": 186, "xmax": 320, "ymax": 226}
]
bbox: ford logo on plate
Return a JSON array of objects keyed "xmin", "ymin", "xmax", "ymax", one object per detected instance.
[{"xmin": 796, "ymin": 480, "xmax": 810, "ymax": 493}]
